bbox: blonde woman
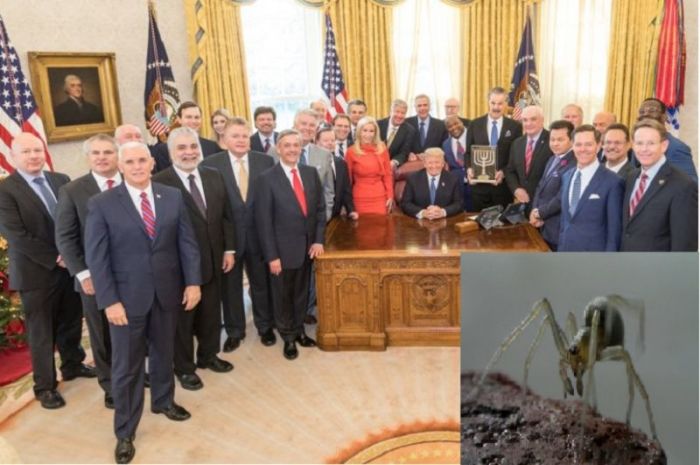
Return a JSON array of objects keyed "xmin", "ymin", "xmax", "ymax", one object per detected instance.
[
  {"xmin": 210, "ymin": 108, "xmax": 232, "ymax": 149},
  {"xmin": 345, "ymin": 116, "xmax": 394, "ymax": 214}
]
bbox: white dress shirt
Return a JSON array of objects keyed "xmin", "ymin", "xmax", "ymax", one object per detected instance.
[
  {"xmin": 487, "ymin": 116, "xmax": 504, "ymax": 142},
  {"xmin": 125, "ymin": 182, "xmax": 156, "ymax": 219},
  {"xmin": 415, "ymin": 172, "xmax": 446, "ymax": 219},
  {"xmin": 173, "ymin": 165, "xmax": 207, "ymax": 208},
  {"xmin": 569, "ymin": 160, "xmax": 600, "ymax": 206},
  {"xmin": 605, "ymin": 159, "xmax": 628, "ymax": 174},
  {"xmin": 631, "ymin": 155, "xmax": 666, "ymax": 198},
  {"xmin": 280, "ymin": 162, "xmax": 304, "ymax": 188},
  {"xmin": 228, "ymin": 152, "xmax": 249, "ymax": 190}
]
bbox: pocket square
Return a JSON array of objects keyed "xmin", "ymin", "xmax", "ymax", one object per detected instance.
[{"xmin": 588, "ymin": 193, "xmax": 600, "ymax": 200}]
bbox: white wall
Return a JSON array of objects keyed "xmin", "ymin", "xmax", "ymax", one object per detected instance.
[{"xmin": 3, "ymin": 0, "xmax": 193, "ymax": 178}]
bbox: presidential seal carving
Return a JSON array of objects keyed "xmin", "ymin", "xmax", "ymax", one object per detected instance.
[{"xmin": 412, "ymin": 276, "xmax": 450, "ymax": 313}]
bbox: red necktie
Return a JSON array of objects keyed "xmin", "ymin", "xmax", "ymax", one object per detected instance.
[
  {"xmin": 140, "ymin": 192, "xmax": 156, "ymax": 239},
  {"xmin": 455, "ymin": 141, "xmax": 465, "ymax": 167},
  {"xmin": 525, "ymin": 139, "xmax": 535, "ymax": 176},
  {"xmin": 106, "ymin": 179, "xmax": 115, "ymax": 189},
  {"xmin": 291, "ymin": 168, "xmax": 307, "ymax": 216},
  {"xmin": 629, "ymin": 173, "xmax": 648, "ymax": 217}
]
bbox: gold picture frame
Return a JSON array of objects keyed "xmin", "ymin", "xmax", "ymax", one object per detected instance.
[{"xmin": 28, "ymin": 52, "xmax": 122, "ymax": 143}]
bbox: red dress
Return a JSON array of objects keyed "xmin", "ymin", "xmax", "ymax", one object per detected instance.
[{"xmin": 346, "ymin": 144, "xmax": 394, "ymax": 215}]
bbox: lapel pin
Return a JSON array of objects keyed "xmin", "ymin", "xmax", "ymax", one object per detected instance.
[
  {"xmin": 156, "ymin": 194, "xmax": 161, "ymax": 199},
  {"xmin": 658, "ymin": 179, "xmax": 665, "ymax": 186}
]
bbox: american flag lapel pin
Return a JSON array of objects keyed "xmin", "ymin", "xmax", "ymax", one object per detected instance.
[
  {"xmin": 156, "ymin": 194, "xmax": 161, "ymax": 199},
  {"xmin": 658, "ymin": 179, "xmax": 665, "ymax": 186}
]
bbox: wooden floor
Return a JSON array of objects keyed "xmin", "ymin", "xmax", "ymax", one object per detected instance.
[{"xmin": 0, "ymin": 322, "xmax": 459, "ymax": 464}]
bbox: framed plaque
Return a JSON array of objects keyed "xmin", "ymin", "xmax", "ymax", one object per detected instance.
[{"xmin": 470, "ymin": 145, "xmax": 498, "ymax": 183}]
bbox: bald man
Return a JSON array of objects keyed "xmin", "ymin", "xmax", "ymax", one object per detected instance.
[{"xmin": 0, "ymin": 133, "xmax": 92, "ymax": 410}]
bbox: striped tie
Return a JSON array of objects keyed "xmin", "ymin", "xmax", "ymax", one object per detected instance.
[
  {"xmin": 629, "ymin": 173, "xmax": 648, "ymax": 217},
  {"xmin": 140, "ymin": 192, "xmax": 156, "ymax": 239}
]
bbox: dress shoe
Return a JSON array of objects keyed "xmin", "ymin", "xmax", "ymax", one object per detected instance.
[
  {"xmin": 151, "ymin": 402, "xmax": 191, "ymax": 421},
  {"xmin": 104, "ymin": 393, "xmax": 115, "ymax": 409},
  {"xmin": 223, "ymin": 336, "xmax": 242, "ymax": 353},
  {"xmin": 296, "ymin": 333, "xmax": 317, "ymax": 347},
  {"xmin": 61, "ymin": 364, "xmax": 97, "ymax": 381},
  {"xmin": 283, "ymin": 341, "xmax": 298, "ymax": 360},
  {"xmin": 177, "ymin": 373, "xmax": 203, "ymax": 390},
  {"xmin": 115, "ymin": 437, "xmax": 135, "ymax": 464},
  {"xmin": 304, "ymin": 314, "xmax": 318, "ymax": 325},
  {"xmin": 196, "ymin": 356, "xmax": 233, "ymax": 373},
  {"xmin": 144, "ymin": 373, "xmax": 150, "ymax": 388},
  {"xmin": 260, "ymin": 329, "xmax": 277, "ymax": 346},
  {"xmin": 36, "ymin": 390, "xmax": 66, "ymax": 409}
]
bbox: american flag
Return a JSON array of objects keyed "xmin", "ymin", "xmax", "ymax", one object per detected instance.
[
  {"xmin": 655, "ymin": 0, "xmax": 686, "ymax": 134},
  {"xmin": 321, "ymin": 13, "xmax": 348, "ymax": 124},
  {"xmin": 144, "ymin": 1, "xmax": 180, "ymax": 141},
  {"xmin": 0, "ymin": 14, "xmax": 52, "ymax": 174},
  {"xmin": 508, "ymin": 15, "xmax": 540, "ymax": 121}
]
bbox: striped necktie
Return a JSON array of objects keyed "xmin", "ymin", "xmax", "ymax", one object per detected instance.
[{"xmin": 140, "ymin": 192, "xmax": 156, "ymax": 239}]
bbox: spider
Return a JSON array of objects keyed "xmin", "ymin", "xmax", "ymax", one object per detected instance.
[{"xmin": 475, "ymin": 295, "xmax": 657, "ymax": 440}]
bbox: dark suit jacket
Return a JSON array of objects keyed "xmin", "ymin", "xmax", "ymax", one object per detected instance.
[
  {"xmin": 505, "ymin": 130, "xmax": 553, "ymax": 200},
  {"xmin": 0, "ymin": 171, "xmax": 70, "ymax": 290},
  {"xmin": 332, "ymin": 156, "xmax": 355, "ymax": 218},
  {"xmin": 255, "ymin": 164, "xmax": 326, "ymax": 270},
  {"xmin": 559, "ymin": 165, "xmax": 624, "ymax": 251},
  {"xmin": 442, "ymin": 136, "xmax": 467, "ymax": 181},
  {"xmin": 84, "ymin": 183, "xmax": 201, "ymax": 315},
  {"xmin": 465, "ymin": 115, "xmax": 523, "ymax": 171},
  {"xmin": 250, "ymin": 131, "xmax": 278, "ymax": 153},
  {"xmin": 201, "ymin": 150, "xmax": 275, "ymax": 257},
  {"xmin": 405, "ymin": 116, "xmax": 448, "ymax": 153},
  {"xmin": 377, "ymin": 118, "xmax": 416, "ymax": 165},
  {"xmin": 150, "ymin": 137, "xmax": 221, "ymax": 173},
  {"xmin": 631, "ymin": 134, "xmax": 697, "ymax": 183},
  {"xmin": 610, "ymin": 161, "xmax": 636, "ymax": 180},
  {"xmin": 152, "ymin": 166, "xmax": 236, "ymax": 283},
  {"xmin": 400, "ymin": 169, "xmax": 463, "ymax": 217},
  {"xmin": 621, "ymin": 162, "xmax": 698, "ymax": 251},
  {"xmin": 531, "ymin": 151, "xmax": 575, "ymax": 247},
  {"xmin": 53, "ymin": 98, "xmax": 103, "ymax": 126}
]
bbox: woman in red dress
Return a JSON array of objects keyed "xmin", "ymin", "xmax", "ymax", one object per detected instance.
[{"xmin": 345, "ymin": 117, "xmax": 394, "ymax": 214}]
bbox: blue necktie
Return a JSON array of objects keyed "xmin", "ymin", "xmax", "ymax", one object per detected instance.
[
  {"xmin": 569, "ymin": 171, "xmax": 582, "ymax": 214},
  {"xmin": 543, "ymin": 155, "xmax": 558, "ymax": 179},
  {"xmin": 490, "ymin": 121, "xmax": 498, "ymax": 146},
  {"xmin": 419, "ymin": 121, "xmax": 427, "ymax": 147},
  {"xmin": 299, "ymin": 148, "xmax": 307, "ymax": 166},
  {"xmin": 430, "ymin": 176, "xmax": 437, "ymax": 204},
  {"xmin": 33, "ymin": 177, "xmax": 57, "ymax": 218}
]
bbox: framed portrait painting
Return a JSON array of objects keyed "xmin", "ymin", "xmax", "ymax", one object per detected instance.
[{"xmin": 28, "ymin": 52, "xmax": 121, "ymax": 142}]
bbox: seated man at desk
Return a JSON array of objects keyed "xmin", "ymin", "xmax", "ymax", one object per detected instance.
[{"xmin": 400, "ymin": 148, "xmax": 463, "ymax": 219}]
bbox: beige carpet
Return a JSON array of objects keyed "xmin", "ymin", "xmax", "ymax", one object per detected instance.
[{"xmin": 0, "ymin": 323, "xmax": 459, "ymax": 464}]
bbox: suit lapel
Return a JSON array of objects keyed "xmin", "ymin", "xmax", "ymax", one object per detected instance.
[
  {"xmin": 627, "ymin": 164, "xmax": 669, "ymax": 223},
  {"xmin": 80, "ymin": 174, "xmax": 101, "ymax": 197},
  {"xmin": 277, "ymin": 164, "xmax": 305, "ymax": 216},
  {"xmin": 176, "ymin": 168, "xmax": 207, "ymax": 221},
  {"xmin": 12, "ymin": 172, "xmax": 53, "ymax": 221},
  {"xmin": 152, "ymin": 184, "xmax": 167, "ymax": 240},
  {"xmin": 572, "ymin": 166, "xmax": 604, "ymax": 219},
  {"xmin": 116, "ymin": 184, "xmax": 150, "ymax": 239}
]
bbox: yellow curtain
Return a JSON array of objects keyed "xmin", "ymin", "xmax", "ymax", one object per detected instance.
[
  {"xmin": 325, "ymin": 0, "xmax": 394, "ymax": 117},
  {"xmin": 604, "ymin": 0, "xmax": 664, "ymax": 129},
  {"xmin": 459, "ymin": 0, "xmax": 540, "ymax": 119},
  {"xmin": 184, "ymin": 0, "xmax": 250, "ymax": 138}
]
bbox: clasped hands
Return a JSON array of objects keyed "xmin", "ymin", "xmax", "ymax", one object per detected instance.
[
  {"xmin": 420, "ymin": 205, "xmax": 446, "ymax": 220},
  {"xmin": 105, "ymin": 285, "xmax": 202, "ymax": 326}
]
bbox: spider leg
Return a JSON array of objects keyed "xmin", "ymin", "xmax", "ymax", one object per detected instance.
[
  {"xmin": 523, "ymin": 317, "xmax": 548, "ymax": 389},
  {"xmin": 559, "ymin": 357, "xmax": 574, "ymax": 397},
  {"xmin": 599, "ymin": 346, "xmax": 657, "ymax": 440},
  {"xmin": 566, "ymin": 311, "xmax": 578, "ymax": 342}
]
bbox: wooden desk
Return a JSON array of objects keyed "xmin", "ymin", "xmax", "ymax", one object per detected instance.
[{"xmin": 316, "ymin": 213, "xmax": 549, "ymax": 351}]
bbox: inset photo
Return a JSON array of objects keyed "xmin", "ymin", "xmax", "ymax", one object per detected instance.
[{"xmin": 460, "ymin": 253, "xmax": 697, "ymax": 465}]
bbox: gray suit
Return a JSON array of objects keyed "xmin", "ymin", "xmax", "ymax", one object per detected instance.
[{"xmin": 304, "ymin": 144, "xmax": 335, "ymax": 221}]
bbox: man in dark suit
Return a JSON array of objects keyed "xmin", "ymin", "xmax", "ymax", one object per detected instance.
[
  {"xmin": 442, "ymin": 115, "xmax": 471, "ymax": 211},
  {"xmin": 602, "ymin": 124, "xmax": 636, "ymax": 179},
  {"xmin": 85, "ymin": 141, "xmax": 201, "ymax": 464},
  {"xmin": 621, "ymin": 119, "xmax": 697, "ymax": 251},
  {"xmin": 250, "ymin": 106, "xmax": 278, "ymax": 154},
  {"xmin": 405, "ymin": 94, "xmax": 448, "ymax": 154},
  {"xmin": 400, "ymin": 148, "xmax": 463, "ymax": 218},
  {"xmin": 255, "ymin": 129, "xmax": 326, "ymax": 361},
  {"xmin": 636, "ymin": 98, "xmax": 697, "ymax": 183},
  {"xmin": 53, "ymin": 74, "xmax": 103, "ymax": 126},
  {"xmin": 151, "ymin": 102, "xmax": 220, "ymax": 173},
  {"xmin": 466, "ymin": 86, "xmax": 523, "ymax": 211},
  {"xmin": 55, "ymin": 134, "xmax": 121, "ymax": 409},
  {"xmin": 201, "ymin": 118, "xmax": 276, "ymax": 350},
  {"xmin": 505, "ymin": 105, "xmax": 553, "ymax": 206},
  {"xmin": 377, "ymin": 99, "xmax": 417, "ymax": 166},
  {"xmin": 558, "ymin": 125, "xmax": 624, "ymax": 252},
  {"xmin": 444, "ymin": 97, "xmax": 470, "ymax": 127},
  {"xmin": 315, "ymin": 127, "xmax": 357, "ymax": 220},
  {"xmin": 347, "ymin": 99, "xmax": 367, "ymax": 140},
  {"xmin": 0, "ymin": 132, "xmax": 92, "ymax": 410},
  {"xmin": 332, "ymin": 114, "xmax": 353, "ymax": 158},
  {"xmin": 152, "ymin": 127, "xmax": 236, "ymax": 391}
]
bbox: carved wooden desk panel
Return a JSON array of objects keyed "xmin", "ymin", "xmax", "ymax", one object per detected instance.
[{"xmin": 316, "ymin": 214, "xmax": 549, "ymax": 350}]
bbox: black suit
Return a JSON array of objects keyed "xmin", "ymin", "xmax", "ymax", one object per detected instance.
[
  {"xmin": 55, "ymin": 173, "xmax": 116, "ymax": 396},
  {"xmin": 377, "ymin": 118, "xmax": 416, "ymax": 165},
  {"xmin": 400, "ymin": 169, "xmax": 463, "ymax": 217},
  {"xmin": 466, "ymin": 115, "xmax": 523, "ymax": 210},
  {"xmin": 250, "ymin": 131, "xmax": 278, "ymax": 153},
  {"xmin": 405, "ymin": 116, "xmax": 448, "ymax": 154},
  {"xmin": 609, "ymin": 161, "xmax": 636, "ymax": 180},
  {"xmin": 201, "ymin": 150, "xmax": 275, "ymax": 338},
  {"xmin": 505, "ymin": 130, "xmax": 553, "ymax": 202},
  {"xmin": 255, "ymin": 163, "xmax": 326, "ymax": 342},
  {"xmin": 621, "ymin": 162, "xmax": 698, "ymax": 251},
  {"xmin": 150, "ymin": 137, "xmax": 221, "ymax": 173},
  {"xmin": 152, "ymin": 166, "xmax": 236, "ymax": 373},
  {"xmin": 53, "ymin": 98, "xmax": 103, "ymax": 126},
  {"xmin": 0, "ymin": 171, "xmax": 84, "ymax": 395},
  {"xmin": 332, "ymin": 156, "xmax": 355, "ymax": 218}
]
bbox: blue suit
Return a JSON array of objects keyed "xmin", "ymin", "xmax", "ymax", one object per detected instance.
[
  {"xmin": 442, "ymin": 137, "xmax": 472, "ymax": 211},
  {"xmin": 558, "ymin": 165, "xmax": 624, "ymax": 252},
  {"xmin": 531, "ymin": 150, "xmax": 575, "ymax": 250},
  {"xmin": 85, "ymin": 182, "xmax": 201, "ymax": 439}
]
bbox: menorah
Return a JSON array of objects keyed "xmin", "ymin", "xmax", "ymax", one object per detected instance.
[{"xmin": 471, "ymin": 146, "xmax": 497, "ymax": 182}]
